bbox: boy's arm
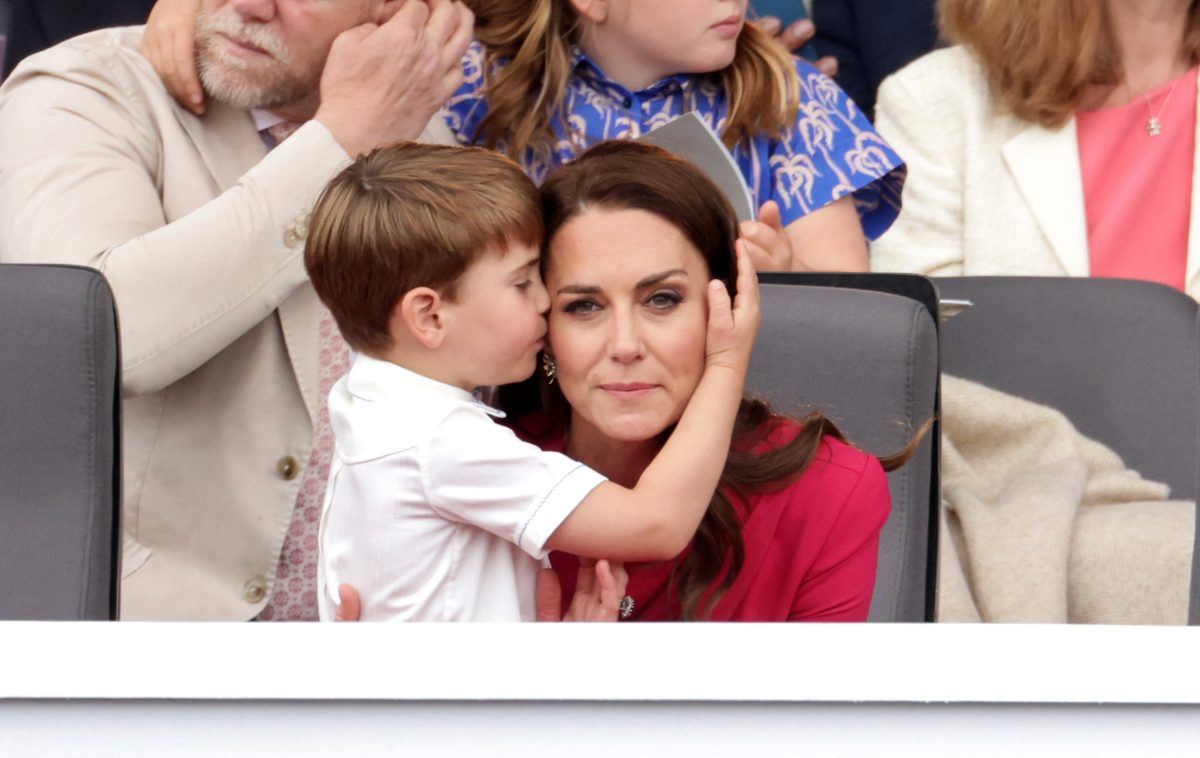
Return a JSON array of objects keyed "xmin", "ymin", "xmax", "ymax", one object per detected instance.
[{"xmin": 544, "ymin": 243, "xmax": 761, "ymax": 561}]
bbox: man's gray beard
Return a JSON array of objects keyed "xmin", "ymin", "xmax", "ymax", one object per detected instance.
[{"xmin": 193, "ymin": 21, "xmax": 319, "ymax": 111}]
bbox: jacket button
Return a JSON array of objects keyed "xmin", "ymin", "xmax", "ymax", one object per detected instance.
[
  {"xmin": 283, "ymin": 228, "xmax": 301, "ymax": 248},
  {"xmin": 277, "ymin": 455, "xmax": 301, "ymax": 480},
  {"xmin": 243, "ymin": 577, "xmax": 267, "ymax": 604}
]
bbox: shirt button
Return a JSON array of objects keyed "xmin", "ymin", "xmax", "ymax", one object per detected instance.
[
  {"xmin": 277, "ymin": 455, "xmax": 301, "ymax": 480},
  {"xmin": 243, "ymin": 577, "xmax": 267, "ymax": 604},
  {"xmin": 622, "ymin": 96, "xmax": 632, "ymax": 108}
]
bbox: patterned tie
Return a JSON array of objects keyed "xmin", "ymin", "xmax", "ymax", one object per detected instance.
[
  {"xmin": 264, "ymin": 120, "xmax": 303, "ymax": 148},
  {"xmin": 256, "ymin": 120, "xmax": 351, "ymax": 621}
]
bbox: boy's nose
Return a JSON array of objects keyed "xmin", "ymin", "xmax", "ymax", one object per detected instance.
[{"xmin": 533, "ymin": 277, "xmax": 550, "ymax": 314}]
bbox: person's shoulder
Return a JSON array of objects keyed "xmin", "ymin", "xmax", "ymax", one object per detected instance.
[
  {"xmin": 758, "ymin": 420, "xmax": 887, "ymax": 510},
  {"xmin": 879, "ymin": 45, "xmax": 988, "ymax": 104},
  {"xmin": 812, "ymin": 434, "xmax": 882, "ymax": 477},
  {"xmin": 8, "ymin": 26, "xmax": 151, "ymax": 83}
]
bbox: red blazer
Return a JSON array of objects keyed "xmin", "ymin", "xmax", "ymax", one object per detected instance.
[{"xmin": 549, "ymin": 424, "xmax": 892, "ymax": 622}]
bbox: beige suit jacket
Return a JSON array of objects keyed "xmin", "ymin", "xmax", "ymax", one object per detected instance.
[
  {"xmin": 0, "ymin": 27, "xmax": 454, "ymax": 620},
  {"xmin": 871, "ymin": 46, "xmax": 1200, "ymax": 300}
]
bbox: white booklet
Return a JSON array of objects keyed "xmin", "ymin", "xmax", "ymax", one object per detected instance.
[{"xmin": 637, "ymin": 112, "xmax": 756, "ymax": 222}]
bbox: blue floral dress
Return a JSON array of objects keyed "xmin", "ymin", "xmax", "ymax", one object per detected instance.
[{"xmin": 443, "ymin": 42, "xmax": 905, "ymax": 238}]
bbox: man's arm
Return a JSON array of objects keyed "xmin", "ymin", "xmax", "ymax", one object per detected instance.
[
  {"xmin": 0, "ymin": 47, "xmax": 349, "ymax": 394},
  {"xmin": 0, "ymin": 8, "xmax": 470, "ymax": 394}
]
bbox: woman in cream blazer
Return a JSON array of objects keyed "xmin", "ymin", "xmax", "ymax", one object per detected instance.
[{"xmin": 871, "ymin": 0, "xmax": 1200, "ymax": 301}]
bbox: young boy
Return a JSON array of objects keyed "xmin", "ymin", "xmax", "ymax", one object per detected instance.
[{"xmin": 304, "ymin": 142, "xmax": 757, "ymax": 621}]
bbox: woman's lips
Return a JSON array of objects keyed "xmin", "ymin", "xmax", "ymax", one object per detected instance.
[{"xmin": 600, "ymin": 382, "xmax": 658, "ymax": 400}]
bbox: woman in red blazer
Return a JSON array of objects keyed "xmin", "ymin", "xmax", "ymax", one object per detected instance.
[{"xmin": 338, "ymin": 141, "xmax": 906, "ymax": 623}]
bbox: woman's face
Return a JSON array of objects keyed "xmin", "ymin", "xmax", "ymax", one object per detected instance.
[{"xmin": 545, "ymin": 207, "xmax": 710, "ymax": 443}]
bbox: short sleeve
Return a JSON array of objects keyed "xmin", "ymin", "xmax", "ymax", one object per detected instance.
[
  {"xmin": 440, "ymin": 41, "xmax": 491, "ymax": 146},
  {"xmin": 755, "ymin": 59, "xmax": 906, "ymax": 239},
  {"xmin": 789, "ymin": 450, "xmax": 891, "ymax": 621},
  {"xmin": 423, "ymin": 407, "xmax": 607, "ymax": 559}
]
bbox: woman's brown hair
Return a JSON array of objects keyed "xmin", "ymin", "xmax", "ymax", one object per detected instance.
[
  {"xmin": 502, "ymin": 141, "xmax": 918, "ymax": 620},
  {"xmin": 466, "ymin": 0, "xmax": 800, "ymax": 160},
  {"xmin": 939, "ymin": 0, "xmax": 1200, "ymax": 128}
]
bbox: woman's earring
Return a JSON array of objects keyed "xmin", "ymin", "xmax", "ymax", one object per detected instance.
[{"xmin": 541, "ymin": 353, "xmax": 557, "ymax": 385}]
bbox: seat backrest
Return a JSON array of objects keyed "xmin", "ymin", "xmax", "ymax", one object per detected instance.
[
  {"xmin": 937, "ymin": 277, "xmax": 1199, "ymax": 500},
  {"xmin": 0, "ymin": 264, "xmax": 121, "ymax": 619},
  {"xmin": 747, "ymin": 283, "xmax": 939, "ymax": 622},
  {"xmin": 1192, "ymin": 323, "xmax": 1200, "ymax": 626}
]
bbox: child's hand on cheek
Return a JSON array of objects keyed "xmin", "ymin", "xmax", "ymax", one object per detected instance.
[{"xmin": 738, "ymin": 201, "xmax": 805, "ymax": 272}]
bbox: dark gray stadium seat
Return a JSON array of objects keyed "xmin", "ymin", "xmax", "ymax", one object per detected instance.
[
  {"xmin": 0, "ymin": 264, "xmax": 121, "ymax": 619},
  {"xmin": 937, "ymin": 277, "xmax": 1198, "ymax": 499},
  {"xmin": 748, "ymin": 280, "xmax": 939, "ymax": 622}
]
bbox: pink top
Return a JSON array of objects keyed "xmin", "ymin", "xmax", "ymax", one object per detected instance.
[{"xmin": 1076, "ymin": 66, "xmax": 1197, "ymax": 291}]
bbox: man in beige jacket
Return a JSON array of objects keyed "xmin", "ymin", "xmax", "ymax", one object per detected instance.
[{"xmin": 0, "ymin": 0, "xmax": 471, "ymax": 620}]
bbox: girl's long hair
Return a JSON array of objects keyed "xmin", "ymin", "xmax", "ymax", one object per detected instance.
[
  {"xmin": 939, "ymin": 0, "xmax": 1200, "ymax": 128},
  {"xmin": 502, "ymin": 142, "xmax": 920, "ymax": 620},
  {"xmin": 467, "ymin": 0, "xmax": 801, "ymax": 159}
]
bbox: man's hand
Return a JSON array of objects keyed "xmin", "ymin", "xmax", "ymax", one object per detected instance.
[
  {"xmin": 316, "ymin": 0, "xmax": 473, "ymax": 157},
  {"xmin": 142, "ymin": 0, "xmax": 205, "ymax": 115},
  {"xmin": 751, "ymin": 15, "xmax": 839, "ymax": 77}
]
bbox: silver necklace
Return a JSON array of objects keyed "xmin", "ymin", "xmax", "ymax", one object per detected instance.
[{"xmin": 1141, "ymin": 75, "xmax": 1184, "ymax": 137}]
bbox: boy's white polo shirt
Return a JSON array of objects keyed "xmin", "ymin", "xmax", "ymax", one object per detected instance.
[{"xmin": 316, "ymin": 355, "xmax": 607, "ymax": 622}]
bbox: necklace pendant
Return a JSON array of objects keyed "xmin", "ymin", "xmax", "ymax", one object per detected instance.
[
  {"xmin": 1147, "ymin": 117, "xmax": 1163, "ymax": 137},
  {"xmin": 618, "ymin": 594, "xmax": 635, "ymax": 619}
]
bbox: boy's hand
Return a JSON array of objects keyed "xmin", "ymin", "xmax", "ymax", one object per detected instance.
[
  {"xmin": 142, "ymin": 0, "xmax": 205, "ymax": 115},
  {"xmin": 704, "ymin": 241, "xmax": 762, "ymax": 375},
  {"xmin": 739, "ymin": 200, "xmax": 807, "ymax": 272}
]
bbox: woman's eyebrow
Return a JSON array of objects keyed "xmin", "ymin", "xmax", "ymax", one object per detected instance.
[
  {"xmin": 635, "ymin": 269, "xmax": 688, "ymax": 289},
  {"xmin": 555, "ymin": 269, "xmax": 689, "ymax": 297},
  {"xmin": 555, "ymin": 284, "xmax": 602, "ymax": 296}
]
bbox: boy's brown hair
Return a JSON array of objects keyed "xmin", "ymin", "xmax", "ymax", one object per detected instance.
[{"xmin": 305, "ymin": 141, "xmax": 544, "ymax": 354}]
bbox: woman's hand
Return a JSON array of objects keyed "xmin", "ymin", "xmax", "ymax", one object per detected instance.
[
  {"xmin": 333, "ymin": 583, "xmax": 362, "ymax": 621},
  {"xmin": 333, "ymin": 559, "xmax": 627, "ymax": 622},
  {"xmin": 564, "ymin": 559, "xmax": 628, "ymax": 622},
  {"xmin": 704, "ymin": 240, "xmax": 762, "ymax": 375},
  {"xmin": 739, "ymin": 200, "xmax": 806, "ymax": 271},
  {"xmin": 142, "ymin": 0, "xmax": 205, "ymax": 115}
]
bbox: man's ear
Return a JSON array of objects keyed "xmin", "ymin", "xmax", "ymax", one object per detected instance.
[
  {"xmin": 395, "ymin": 287, "xmax": 446, "ymax": 350},
  {"xmin": 567, "ymin": 0, "xmax": 608, "ymax": 23}
]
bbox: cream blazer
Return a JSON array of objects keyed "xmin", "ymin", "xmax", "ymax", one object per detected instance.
[
  {"xmin": 0, "ymin": 27, "xmax": 453, "ymax": 620},
  {"xmin": 871, "ymin": 45, "xmax": 1200, "ymax": 300}
]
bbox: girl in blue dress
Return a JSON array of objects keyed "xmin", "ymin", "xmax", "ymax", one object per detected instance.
[
  {"xmin": 446, "ymin": 0, "xmax": 905, "ymax": 272},
  {"xmin": 140, "ymin": 0, "xmax": 903, "ymax": 271}
]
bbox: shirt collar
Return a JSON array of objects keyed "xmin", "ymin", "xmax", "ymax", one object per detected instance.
[
  {"xmin": 570, "ymin": 47, "xmax": 691, "ymax": 100},
  {"xmin": 250, "ymin": 109, "xmax": 287, "ymax": 132},
  {"xmin": 346, "ymin": 355, "xmax": 507, "ymax": 418}
]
